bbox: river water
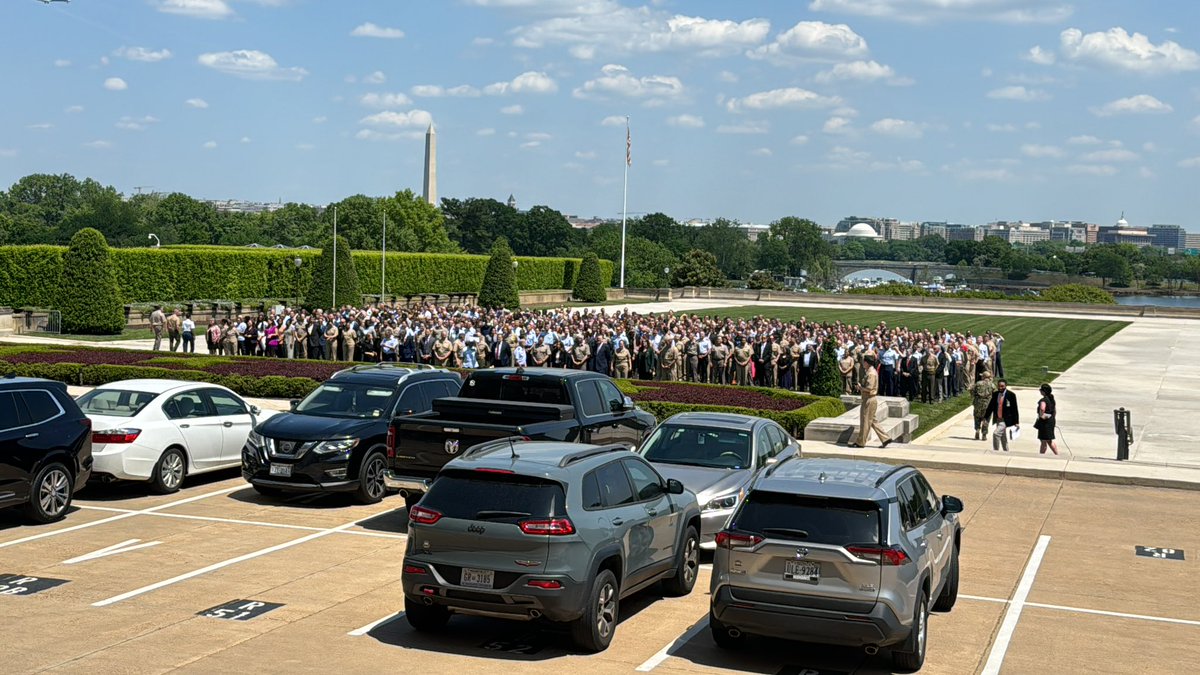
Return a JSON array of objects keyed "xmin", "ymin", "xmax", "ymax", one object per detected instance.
[{"xmin": 1114, "ymin": 295, "xmax": 1200, "ymax": 308}]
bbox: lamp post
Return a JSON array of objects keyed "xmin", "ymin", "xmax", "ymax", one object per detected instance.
[
  {"xmin": 293, "ymin": 257, "xmax": 303, "ymax": 305},
  {"xmin": 148, "ymin": 233, "xmax": 160, "ymax": 248},
  {"xmin": 664, "ymin": 266, "xmax": 670, "ymax": 287}
]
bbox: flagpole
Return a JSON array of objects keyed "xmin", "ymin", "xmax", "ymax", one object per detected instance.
[
  {"xmin": 620, "ymin": 115, "xmax": 629, "ymax": 289},
  {"xmin": 332, "ymin": 206, "xmax": 338, "ymax": 309},
  {"xmin": 381, "ymin": 210, "xmax": 387, "ymax": 304}
]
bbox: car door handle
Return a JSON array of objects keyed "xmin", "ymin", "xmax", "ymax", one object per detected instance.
[
  {"xmin": 611, "ymin": 518, "xmax": 624, "ymax": 526},
  {"xmin": 24, "ymin": 432, "xmax": 39, "ymax": 439},
  {"xmin": 179, "ymin": 424, "xmax": 190, "ymax": 429},
  {"xmin": 918, "ymin": 539, "xmax": 928, "ymax": 548},
  {"xmin": 223, "ymin": 421, "xmax": 233, "ymax": 428},
  {"xmin": 645, "ymin": 508, "xmax": 658, "ymax": 516},
  {"xmin": 937, "ymin": 531, "xmax": 944, "ymax": 540}
]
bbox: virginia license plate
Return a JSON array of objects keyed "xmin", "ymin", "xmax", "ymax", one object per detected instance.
[
  {"xmin": 784, "ymin": 560, "xmax": 820, "ymax": 583},
  {"xmin": 269, "ymin": 463, "xmax": 292, "ymax": 477},
  {"xmin": 461, "ymin": 567, "xmax": 494, "ymax": 589}
]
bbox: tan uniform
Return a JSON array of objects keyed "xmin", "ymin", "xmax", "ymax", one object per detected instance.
[
  {"xmin": 855, "ymin": 367, "xmax": 892, "ymax": 447},
  {"xmin": 839, "ymin": 355, "xmax": 856, "ymax": 395},
  {"xmin": 658, "ymin": 344, "xmax": 679, "ymax": 381},
  {"xmin": 343, "ymin": 328, "xmax": 357, "ymax": 363},
  {"xmin": 531, "ymin": 344, "xmax": 551, "ymax": 367},
  {"xmin": 733, "ymin": 346, "xmax": 752, "ymax": 386},
  {"xmin": 710, "ymin": 343, "xmax": 729, "ymax": 384},
  {"xmin": 570, "ymin": 343, "xmax": 591, "ymax": 369},
  {"xmin": 613, "ymin": 346, "xmax": 632, "ymax": 379},
  {"xmin": 150, "ymin": 309, "xmax": 166, "ymax": 351},
  {"xmin": 432, "ymin": 339, "xmax": 453, "ymax": 366}
]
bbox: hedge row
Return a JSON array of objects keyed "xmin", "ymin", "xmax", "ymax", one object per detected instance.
[
  {"xmin": 0, "ymin": 360, "xmax": 321, "ymax": 399},
  {"xmin": 0, "ymin": 245, "xmax": 615, "ymax": 307},
  {"xmin": 848, "ymin": 281, "xmax": 1116, "ymax": 305}
]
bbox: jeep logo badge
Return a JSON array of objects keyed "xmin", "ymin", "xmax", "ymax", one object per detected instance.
[
  {"xmin": 445, "ymin": 439, "xmax": 460, "ymax": 455},
  {"xmin": 795, "ymin": 548, "xmax": 810, "ymax": 560},
  {"xmin": 467, "ymin": 524, "xmax": 486, "ymax": 534}
]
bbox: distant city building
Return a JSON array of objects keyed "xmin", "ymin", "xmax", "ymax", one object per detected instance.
[
  {"xmin": 682, "ymin": 218, "xmax": 770, "ymax": 241},
  {"xmin": 834, "ymin": 216, "xmax": 897, "ymax": 235},
  {"xmin": 946, "ymin": 226, "xmax": 984, "ymax": 242},
  {"xmin": 996, "ymin": 225, "xmax": 1051, "ymax": 245},
  {"xmin": 832, "ymin": 222, "xmax": 885, "ymax": 243},
  {"xmin": 507, "ymin": 194, "xmax": 517, "ymax": 209},
  {"xmin": 1147, "ymin": 224, "xmax": 1187, "ymax": 251},
  {"xmin": 567, "ymin": 216, "xmax": 610, "ymax": 230},
  {"xmin": 1096, "ymin": 213, "xmax": 1154, "ymax": 247},
  {"xmin": 206, "ymin": 199, "xmax": 288, "ymax": 214},
  {"xmin": 881, "ymin": 221, "xmax": 919, "ymax": 241},
  {"xmin": 1186, "ymin": 232, "xmax": 1200, "ymax": 250}
]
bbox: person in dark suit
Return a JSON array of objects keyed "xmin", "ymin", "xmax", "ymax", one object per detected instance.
[
  {"xmin": 799, "ymin": 344, "xmax": 817, "ymax": 392},
  {"xmin": 983, "ymin": 379, "xmax": 1020, "ymax": 452},
  {"xmin": 494, "ymin": 337, "xmax": 513, "ymax": 368},
  {"xmin": 593, "ymin": 337, "xmax": 614, "ymax": 376}
]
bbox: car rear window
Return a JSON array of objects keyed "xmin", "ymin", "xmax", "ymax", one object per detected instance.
[
  {"xmin": 462, "ymin": 375, "xmax": 568, "ymax": 405},
  {"xmin": 77, "ymin": 389, "xmax": 157, "ymax": 418},
  {"xmin": 731, "ymin": 491, "xmax": 881, "ymax": 545},
  {"xmin": 422, "ymin": 470, "xmax": 567, "ymax": 523}
]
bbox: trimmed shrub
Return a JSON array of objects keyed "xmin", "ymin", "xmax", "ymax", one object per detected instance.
[
  {"xmin": 573, "ymin": 251, "xmax": 607, "ymax": 303},
  {"xmin": 636, "ymin": 397, "xmax": 844, "ymax": 437},
  {"xmin": 810, "ymin": 339, "xmax": 845, "ymax": 398},
  {"xmin": 478, "ymin": 238, "xmax": 520, "ymax": 310},
  {"xmin": 1039, "ymin": 283, "xmax": 1115, "ymax": 304},
  {"xmin": 305, "ymin": 235, "xmax": 361, "ymax": 309},
  {"xmin": 59, "ymin": 228, "xmax": 125, "ymax": 334},
  {"xmin": 746, "ymin": 270, "xmax": 783, "ymax": 290}
]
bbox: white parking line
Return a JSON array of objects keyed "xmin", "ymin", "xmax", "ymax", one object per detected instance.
[
  {"xmin": 77, "ymin": 505, "xmax": 408, "ymax": 540},
  {"xmin": 635, "ymin": 617, "xmax": 709, "ymax": 672},
  {"xmin": 348, "ymin": 611, "xmax": 406, "ymax": 636},
  {"xmin": 1024, "ymin": 602, "xmax": 1200, "ymax": 628},
  {"xmin": 92, "ymin": 509, "xmax": 393, "ymax": 607},
  {"xmin": 0, "ymin": 486, "xmax": 242, "ymax": 550},
  {"xmin": 64, "ymin": 538, "xmax": 162, "ymax": 564},
  {"xmin": 981, "ymin": 534, "xmax": 1051, "ymax": 675},
  {"xmin": 961, "ymin": 594, "xmax": 1009, "ymax": 604}
]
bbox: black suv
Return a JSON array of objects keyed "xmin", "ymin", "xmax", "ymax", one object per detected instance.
[
  {"xmin": 0, "ymin": 377, "xmax": 93, "ymax": 523},
  {"xmin": 242, "ymin": 365, "xmax": 461, "ymax": 503}
]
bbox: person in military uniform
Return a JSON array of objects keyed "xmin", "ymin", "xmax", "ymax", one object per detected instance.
[
  {"xmin": 221, "ymin": 319, "xmax": 239, "ymax": 357},
  {"xmin": 970, "ymin": 371, "xmax": 997, "ymax": 441},
  {"xmin": 570, "ymin": 335, "xmax": 591, "ymax": 370},
  {"xmin": 165, "ymin": 308, "xmax": 183, "ymax": 352},
  {"xmin": 767, "ymin": 337, "xmax": 781, "ymax": 388},
  {"xmin": 921, "ymin": 345, "xmax": 940, "ymax": 404},
  {"xmin": 343, "ymin": 323, "xmax": 358, "ymax": 362},
  {"xmin": 150, "ymin": 306, "xmax": 166, "ymax": 351},
  {"xmin": 432, "ymin": 330, "xmax": 453, "ymax": 366},
  {"xmin": 658, "ymin": 336, "xmax": 679, "ymax": 381},
  {"xmin": 293, "ymin": 320, "xmax": 308, "ymax": 359},
  {"xmin": 850, "ymin": 353, "xmax": 893, "ymax": 449},
  {"xmin": 733, "ymin": 339, "xmax": 752, "ymax": 386},
  {"xmin": 683, "ymin": 335, "xmax": 700, "ymax": 382},
  {"xmin": 710, "ymin": 336, "xmax": 730, "ymax": 385},
  {"xmin": 531, "ymin": 336, "xmax": 551, "ymax": 368},
  {"xmin": 839, "ymin": 348, "xmax": 856, "ymax": 395},
  {"xmin": 324, "ymin": 320, "xmax": 340, "ymax": 361},
  {"xmin": 613, "ymin": 339, "xmax": 632, "ymax": 379}
]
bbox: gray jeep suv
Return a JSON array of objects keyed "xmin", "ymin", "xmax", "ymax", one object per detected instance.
[
  {"xmin": 401, "ymin": 439, "xmax": 703, "ymax": 652},
  {"xmin": 708, "ymin": 458, "xmax": 963, "ymax": 672}
]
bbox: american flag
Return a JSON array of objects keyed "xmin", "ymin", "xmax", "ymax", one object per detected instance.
[{"xmin": 625, "ymin": 118, "xmax": 631, "ymax": 167}]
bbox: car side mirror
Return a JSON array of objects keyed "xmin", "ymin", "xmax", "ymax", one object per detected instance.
[
  {"xmin": 941, "ymin": 495, "xmax": 964, "ymax": 515},
  {"xmin": 666, "ymin": 478, "xmax": 685, "ymax": 495},
  {"xmin": 249, "ymin": 405, "xmax": 261, "ymax": 416},
  {"xmin": 289, "ymin": 400, "xmax": 299, "ymax": 411},
  {"xmin": 621, "ymin": 396, "xmax": 635, "ymax": 412}
]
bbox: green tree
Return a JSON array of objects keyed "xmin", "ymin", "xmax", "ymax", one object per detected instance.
[
  {"xmin": 671, "ymin": 249, "xmax": 726, "ymax": 287},
  {"xmin": 692, "ymin": 219, "xmax": 755, "ymax": 279},
  {"xmin": 513, "ymin": 205, "xmax": 580, "ymax": 257},
  {"xmin": 573, "ymin": 250, "xmax": 607, "ymax": 302},
  {"xmin": 584, "ymin": 223, "xmax": 677, "ymax": 287},
  {"xmin": 58, "ymin": 187, "xmax": 146, "ymax": 246},
  {"xmin": 442, "ymin": 197, "xmax": 521, "ymax": 254},
  {"xmin": 382, "ymin": 189, "xmax": 457, "ymax": 253},
  {"xmin": 58, "ymin": 228, "xmax": 125, "ymax": 334},
  {"xmin": 322, "ymin": 195, "xmax": 382, "ymax": 250},
  {"xmin": 306, "ymin": 235, "xmax": 361, "ymax": 309},
  {"xmin": 1092, "ymin": 249, "xmax": 1132, "ymax": 286},
  {"xmin": 478, "ymin": 237, "xmax": 520, "ymax": 309},
  {"xmin": 746, "ymin": 270, "xmax": 782, "ymax": 290},
  {"xmin": 756, "ymin": 235, "xmax": 790, "ymax": 273},
  {"xmin": 630, "ymin": 212, "xmax": 692, "ymax": 256},
  {"xmin": 769, "ymin": 216, "xmax": 832, "ymax": 276},
  {"xmin": 264, "ymin": 203, "xmax": 322, "ymax": 247},
  {"xmin": 810, "ymin": 339, "xmax": 844, "ymax": 398},
  {"xmin": 148, "ymin": 192, "xmax": 218, "ymax": 244}
]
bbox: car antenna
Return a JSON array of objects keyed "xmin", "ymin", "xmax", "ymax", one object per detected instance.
[{"xmin": 509, "ymin": 436, "xmax": 520, "ymax": 460}]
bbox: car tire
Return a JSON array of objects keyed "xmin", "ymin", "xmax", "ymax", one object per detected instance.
[
  {"xmin": 354, "ymin": 452, "xmax": 388, "ymax": 505},
  {"xmin": 570, "ymin": 569, "xmax": 619, "ymax": 653},
  {"xmin": 933, "ymin": 545, "xmax": 960, "ymax": 612},
  {"xmin": 405, "ymin": 600, "xmax": 451, "ymax": 632},
  {"xmin": 892, "ymin": 590, "xmax": 928, "ymax": 672},
  {"xmin": 708, "ymin": 608, "xmax": 746, "ymax": 650},
  {"xmin": 661, "ymin": 526, "xmax": 699, "ymax": 597},
  {"xmin": 150, "ymin": 447, "xmax": 187, "ymax": 495},
  {"xmin": 252, "ymin": 484, "xmax": 286, "ymax": 499},
  {"xmin": 25, "ymin": 462, "xmax": 73, "ymax": 524}
]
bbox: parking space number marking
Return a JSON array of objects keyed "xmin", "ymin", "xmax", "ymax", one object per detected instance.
[
  {"xmin": 1136, "ymin": 546, "xmax": 1185, "ymax": 561},
  {"xmin": 198, "ymin": 600, "xmax": 283, "ymax": 621},
  {"xmin": 0, "ymin": 574, "xmax": 69, "ymax": 596}
]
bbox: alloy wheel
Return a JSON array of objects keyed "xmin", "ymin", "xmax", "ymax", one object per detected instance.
[
  {"xmin": 39, "ymin": 469, "xmax": 70, "ymax": 517},
  {"xmin": 365, "ymin": 457, "xmax": 385, "ymax": 499},
  {"xmin": 596, "ymin": 582, "xmax": 616, "ymax": 638},
  {"xmin": 682, "ymin": 536, "xmax": 699, "ymax": 586},
  {"xmin": 161, "ymin": 452, "xmax": 184, "ymax": 489}
]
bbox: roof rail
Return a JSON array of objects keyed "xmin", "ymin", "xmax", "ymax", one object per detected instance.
[
  {"xmin": 874, "ymin": 464, "xmax": 915, "ymax": 488},
  {"xmin": 334, "ymin": 362, "xmax": 440, "ymax": 377},
  {"xmin": 463, "ymin": 436, "xmax": 531, "ymax": 458},
  {"xmin": 557, "ymin": 444, "xmax": 629, "ymax": 468}
]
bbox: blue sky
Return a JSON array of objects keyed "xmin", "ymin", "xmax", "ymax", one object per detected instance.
[{"xmin": 2, "ymin": 0, "xmax": 1199, "ymax": 230}]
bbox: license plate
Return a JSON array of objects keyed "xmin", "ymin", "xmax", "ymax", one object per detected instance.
[
  {"xmin": 269, "ymin": 463, "xmax": 292, "ymax": 477},
  {"xmin": 784, "ymin": 560, "xmax": 820, "ymax": 584},
  {"xmin": 460, "ymin": 567, "xmax": 494, "ymax": 589}
]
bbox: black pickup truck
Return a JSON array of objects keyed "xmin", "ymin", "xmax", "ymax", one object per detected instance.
[{"xmin": 384, "ymin": 367, "xmax": 657, "ymax": 509}]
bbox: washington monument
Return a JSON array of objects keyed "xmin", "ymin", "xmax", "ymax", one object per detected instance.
[{"xmin": 422, "ymin": 123, "xmax": 437, "ymax": 206}]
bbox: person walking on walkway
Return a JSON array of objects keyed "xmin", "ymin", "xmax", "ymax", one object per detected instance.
[
  {"xmin": 849, "ymin": 354, "xmax": 893, "ymax": 449},
  {"xmin": 984, "ymin": 379, "xmax": 1020, "ymax": 452},
  {"xmin": 970, "ymin": 371, "xmax": 996, "ymax": 441},
  {"xmin": 150, "ymin": 306, "xmax": 165, "ymax": 351},
  {"xmin": 1035, "ymin": 383, "xmax": 1058, "ymax": 455},
  {"xmin": 165, "ymin": 309, "xmax": 183, "ymax": 352},
  {"xmin": 181, "ymin": 314, "xmax": 196, "ymax": 353}
]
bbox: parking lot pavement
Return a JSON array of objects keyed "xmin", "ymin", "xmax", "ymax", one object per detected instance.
[{"xmin": 1, "ymin": 468, "xmax": 1197, "ymax": 674}]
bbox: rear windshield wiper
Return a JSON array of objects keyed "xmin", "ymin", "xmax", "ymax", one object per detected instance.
[
  {"xmin": 761, "ymin": 527, "xmax": 810, "ymax": 540},
  {"xmin": 473, "ymin": 510, "xmax": 532, "ymax": 520}
]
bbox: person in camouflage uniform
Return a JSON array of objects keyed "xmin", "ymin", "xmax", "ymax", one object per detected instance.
[{"xmin": 970, "ymin": 371, "xmax": 997, "ymax": 441}]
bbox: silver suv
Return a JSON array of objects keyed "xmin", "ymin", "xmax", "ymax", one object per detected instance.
[{"xmin": 708, "ymin": 458, "xmax": 963, "ymax": 672}]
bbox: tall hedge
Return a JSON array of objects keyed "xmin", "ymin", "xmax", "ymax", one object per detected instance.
[
  {"xmin": 59, "ymin": 228, "xmax": 125, "ymax": 334},
  {"xmin": 478, "ymin": 238, "xmax": 520, "ymax": 310},
  {"xmin": 573, "ymin": 251, "xmax": 607, "ymax": 303},
  {"xmin": 306, "ymin": 236, "xmax": 360, "ymax": 309},
  {"xmin": 810, "ymin": 338, "xmax": 844, "ymax": 398}
]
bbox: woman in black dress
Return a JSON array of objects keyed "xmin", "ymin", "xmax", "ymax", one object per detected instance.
[{"xmin": 1035, "ymin": 383, "xmax": 1058, "ymax": 455}]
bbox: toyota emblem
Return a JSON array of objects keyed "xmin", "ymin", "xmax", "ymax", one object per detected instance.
[
  {"xmin": 795, "ymin": 547, "xmax": 810, "ymax": 560},
  {"xmin": 445, "ymin": 439, "xmax": 460, "ymax": 455}
]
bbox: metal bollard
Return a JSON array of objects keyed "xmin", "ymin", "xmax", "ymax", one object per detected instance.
[{"xmin": 1113, "ymin": 408, "xmax": 1132, "ymax": 461}]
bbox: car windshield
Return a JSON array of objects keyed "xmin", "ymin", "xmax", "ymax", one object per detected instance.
[
  {"xmin": 461, "ymin": 374, "xmax": 568, "ymax": 405},
  {"xmin": 640, "ymin": 424, "xmax": 752, "ymax": 470},
  {"xmin": 293, "ymin": 382, "xmax": 394, "ymax": 419},
  {"xmin": 421, "ymin": 470, "xmax": 567, "ymax": 523},
  {"xmin": 76, "ymin": 389, "xmax": 157, "ymax": 418},
  {"xmin": 732, "ymin": 491, "xmax": 881, "ymax": 546}
]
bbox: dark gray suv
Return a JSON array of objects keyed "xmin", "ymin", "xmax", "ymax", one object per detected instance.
[
  {"xmin": 709, "ymin": 458, "xmax": 963, "ymax": 672},
  {"xmin": 401, "ymin": 439, "xmax": 703, "ymax": 652}
]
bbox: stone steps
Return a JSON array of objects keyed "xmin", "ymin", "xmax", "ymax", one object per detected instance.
[{"xmin": 805, "ymin": 396, "xmax": 919, "ymax": 445}]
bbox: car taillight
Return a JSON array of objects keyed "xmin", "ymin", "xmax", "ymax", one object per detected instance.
[
  {"xmin": 386, "ymin": 426, "xmax": 395, "ymax": 458},
  {"xmin": 93, "ymin": 429, "xmax": 141, "ymax": 444},
  {"xmin": 846, "ymin": 545, "xmax": 910, "ymax": 566},
  {"xmin": 526, "ymin": 579, "xmax": 562, "ymax": 589},
  {"xmin": 78, "ymin": 418, "xmax": 92, "ymax": 429},
  {"xmin": 715, "ymin": 530, "xmax": 764, "ymax": 549},
  {"xmin": 402, "ymin": 564, "xmax": 427, "ymax": 575},
  {"xmin": 518, "ymin": 518, "xmax": 575, "ymax": 536},
  {"xmin": 475, "ymin": 468, "xmax": 515, "ymax": 474},
  {"xmin": 408, "ymin": 506, "xmax": 442, "ymax": 525}
]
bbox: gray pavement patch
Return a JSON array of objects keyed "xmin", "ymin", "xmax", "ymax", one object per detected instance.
[{"xmin": 0, "ymin": 573, "xmax": 69, "ymax": 596}]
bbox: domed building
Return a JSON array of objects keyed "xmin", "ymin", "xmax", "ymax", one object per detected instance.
[
  {"xmin": 833, "ymin": 222, "xmax": 884, "ymax": 243},
  {"xmin": 1097, "ymin": 211, "xmax": 1153, "ymax": 247}
]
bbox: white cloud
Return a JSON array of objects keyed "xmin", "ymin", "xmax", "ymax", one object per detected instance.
[
  {"xmin": 65, "ymin": 105, "xmax": 84, "ymax": 114},
  {"xmin": 476, "ymin": 128, "xmax": 496, "ymax": 136},
  {"xmin": 808, "ymin": 0, "xmax": 1073, "ymax": 24},
  {"xmin": 652, "ymin": 158, "xmax": 670, "ymax": 166},
  {"xmin": 749, "ymin": 20, "xmax": 869, "ymax": 64},
  {"xmin": 1081, "ymin": 148, "xmax": 1139, "ymax": 162},
  {"xmin": 500, "ymin": 104, "xmax": 525, "ymax": 115},
  {"xmin": 198, "ymin": 50, "xmax": 308, "ymax": 81},
  {"xmin": 359, "ymin": 110, "xmax": 434, "ymax": 128},
  {"xmin": 1142, "ymin": 142, "xmax": 1157, "ymax": 153},
  {"xmin": 360, "ymin": 92, "xmax": 413, "ymax": 108},
  {"xmin": 574, "ymin": 64, "xmax": 683, "ymax": 102},
  {"xmin": 1178, "ymin": 157, "xmax": 1200, "ymax": 169},
  {"xmin": 27, "ymin": 123, "xmax": 53, "ymax": 130},
  {"xmin": 411, "ymin": 84, "xmax": 481, "ymax": 98},
  {"xmin": 240, "ymin": 136, "xmax": 252, "ymax": 144},
  {"xmin": 717, "ymin": 70, "xmax": 739, "ymax": 83},
  {"xmin": 296, "ymin": 143, "xmax": 316, "ymax": 151},
  {"xmin": 185, "ymin": 98, "xmax": 209, "ymax": 109},
  {"xmin": 54, "ymin": 59, "xmax": 71, "ymax": 68},
  {"xmin": 84, "ymin": 140, "xmax": 114, "ymax": 150},
  {"xmin": 600, "ymin": 115, "xmax": 625, "ymax": 126},
  {"xmin": 823, "ymin": 116, "xmax": 853, "ymax": 134},
  {"xmin": 814, "ymin": 60, "xmax": 908, "ymax": 85},
  {"xmin": 485, "ymin": 71, "xmax": 558, "ymax": 95},
  {"xmin": 791, "ymin": 134, "xmax": 810, "ymax": 145},
  {"xmin": 351, "ymin": 22, "xmax": 405, "ymax": 39},
  {"xmin": 116, "ymin": 115, "xmax": 160, "ymax": 131},
  {"xmin": 986, "ymin": 123, "xmax": 1018, "ymax": 132},
  {"xmin": 1021, "ymin": 143, "xmax": 1064, "ymax": 158},
  {"xmin": 870, "ymin": 118, "xmax": 923, "ymax": 138},
  {"xmin": 1067, "ymin": 134, "xmax": 1103, "ymax": 145},
  {"xmin": 526, "ymin": 132, "xmax": 553, "ymax": 141},
  {"xmin": 1024, "ymin": 45, "xmax": 1056, "ymax": 65},
  {"xmin": 575, "ymin": 150, "xmax": 597, "ymax": 159},
  {"xmin": 1060, "ymin": 27, "xmax": 1200, "ymax": 74},
  {"xmin": 986, "ymin": 85, "xmax": 1049, "ymax": 102},
  {"xmin": 203, "ymin": 140, "xmax": 217, "ymax": 149},
  {"xmin": 716, "ymin": 120, "xmax": 769, "ymax": 134},
  {"xmin": 1139, "ymin": 166, "xmax": 1155, "ymax": 178},
  {"xmin": 726, "ymin": 87, "xmax": 842, "ymax": 112},
  {"xmin": 156, "ymin": 0, "xmax": 233, "ymax": 20},
  {"xmin": 962, "ymin": 168, "xmax": 1014, "ymax": 181},
  {"xmin": 103, "ymin": 77, "xmax": 128, "ymax": 91},
  {"xmin": 115, "ymin": 46, "xmax": 173, "ymax": 62},
  {"xmin": 312, "ymin": 115, "xmax": 327, "ymax": 124},
  {"xmin": 355, "ymin": 129, "xmax": 424, "ymax": 142},
  {"xmin": 1066, "ymin": 164, "xmax": 1118, "ymax": 176},
  {"xmin": 667, "ymin": 114, "xmax": 704, "ymax": 128},
  {"xmin": 1091, "ymin": 94, "xmax": 1173, "ymax": 116},
  {"xmin": 363, "ymin": 71, "xmax": 387, "ymax": 84},
  {"xmin": 751, "ymin": 148, "xmax": 773, "ymax": 157},
  {"xmin": 520, "ymin": 141, "xmax": 543, "ymax": 149},
  {"xmin": 0, "ymin": 148, "xmax": 17, "ymax": 158}
]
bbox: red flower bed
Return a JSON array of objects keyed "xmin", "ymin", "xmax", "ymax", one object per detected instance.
[
  {"xmin": 4, "ymin": 349, "xmax": 155, "ymax": 367},
  {"xmin": 628, "ymin": 381, "xmax": 809, "ymax": 412},
  {"xmin": 206, "ymin": 360, "xmax": 345, "ymax": 381}
]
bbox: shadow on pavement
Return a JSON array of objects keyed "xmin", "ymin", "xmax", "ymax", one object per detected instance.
[
  {"xmin": 77, "ymin": 467, "xmax": 241, "ymax": 502},
  {"xmin": 356, "ymin": 509, "xmax": 409, "ymax": 535},
  {"xmin": 668, "ymin": 629, "xmax": 902, "ymax": 674},
  {"xmin": 0, "ymin": 505, "xmax": 83, "ymax": 533}
]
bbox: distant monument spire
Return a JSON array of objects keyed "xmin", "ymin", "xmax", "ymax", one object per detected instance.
[{"xmin": 423, "ymin": 122, "xmax": 437, "ymax": 206}]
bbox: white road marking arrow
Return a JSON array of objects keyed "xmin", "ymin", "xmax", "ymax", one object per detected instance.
[{"xmin": 63, "ymin": 538, "xmax": 162, "ymax": 565}]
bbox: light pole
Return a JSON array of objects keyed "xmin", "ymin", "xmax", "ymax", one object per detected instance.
[
  {"xmin": 664, "ymin": 266, "xmax": 670, "ymax": 287},
  {"xmin": 381, "ymin": 211, "xmax": 387, "ymax": 304},
  {"xmin": 293, "ymin": 257, "xmax": 303, "ymax": 305},
  {"xmin": 148, "ymin": 233, "xmax": 160, "ymax": 248}
]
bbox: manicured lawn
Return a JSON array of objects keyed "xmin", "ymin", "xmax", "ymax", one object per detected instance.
[
  {"xmin": 31, "ymin": 328, "xmax": 156, "ymax": 342},
  {"xmin": 695, "ymin": 306, "xmax": 1130, "ymax": 435}
]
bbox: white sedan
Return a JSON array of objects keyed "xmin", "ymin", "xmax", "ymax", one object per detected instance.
[{"xmin": 77, "ymin": 379, "xmax": 276, "ymax": 494}]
